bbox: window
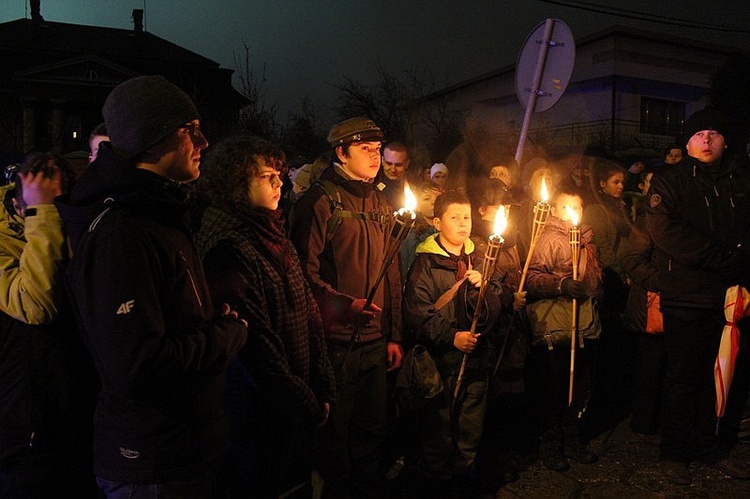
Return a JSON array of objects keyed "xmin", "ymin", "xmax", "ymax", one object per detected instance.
[{"xmin": 640, "ymin": 98, "xmax": 685, "ymax": 135}]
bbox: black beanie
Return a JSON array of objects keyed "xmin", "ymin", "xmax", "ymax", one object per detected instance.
[
  {"xmin": 102, "ymin": 75, "xmax": 199, "ymax": 159},
  {"xmin": 683, "ymin": 107, "xmax": 730, "ymax": 145}
]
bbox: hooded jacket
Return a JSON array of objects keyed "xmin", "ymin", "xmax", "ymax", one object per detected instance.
[
  {"xmin": 403, "ymin": 234, "xmax": 504, "ymax": 375},
  {"xmin": 289, "ymin": 164, "xmax": 402, "ymax": 344},
  {"xmin": 0, "ymin": 184, "xmax": 96, "ymax": 467},
  {"xmin": 646, "ymin": 156, "xmax": 750, "ymax": 309},
  {"xmin": 55, "ymin": 144, "xmax": 247, "ymax": 483}
]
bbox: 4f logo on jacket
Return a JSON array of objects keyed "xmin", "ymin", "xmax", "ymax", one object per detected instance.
[{"xmin": 117, "ymin": 299, "xmax": 135, "ymax": 315}]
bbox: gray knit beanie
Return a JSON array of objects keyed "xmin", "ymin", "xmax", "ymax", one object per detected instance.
[{"xmin": 102, "ymin": 75, "xmax": 199, "ymax": 158}]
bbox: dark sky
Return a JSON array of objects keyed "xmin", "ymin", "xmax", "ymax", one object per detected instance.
[{"xmin": 3, "ymin": 0, "xmax": 749, "ymax": 123}]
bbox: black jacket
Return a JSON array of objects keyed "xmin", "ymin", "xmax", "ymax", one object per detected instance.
[
  {"xmin": 56, "ymin": 144, "xmax": 247, "ymax": 483},
  {"xmin": 646, "ymin": 156, "xmax": 750, "ymax": 309}
]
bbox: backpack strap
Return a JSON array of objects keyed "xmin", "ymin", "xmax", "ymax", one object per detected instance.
[{"xmin": 315, "ymin": 180, "xmax": 391, "ymax": 242}]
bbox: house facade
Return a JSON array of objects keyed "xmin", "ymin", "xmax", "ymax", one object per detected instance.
[
  {"xmin": 412, "ymin": 25, "xmax": 748, "ymax": 169},
  {"xmin": 0, "ymin": 7, "xmax": 246, "ymax": 166}
]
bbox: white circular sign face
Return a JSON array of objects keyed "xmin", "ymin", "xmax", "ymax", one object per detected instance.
[{"xmin": 515, "ymin": 19, "xmax": 576, "ymax": 113}]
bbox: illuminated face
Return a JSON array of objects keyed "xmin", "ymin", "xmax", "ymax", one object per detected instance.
[
  {"xmin": 489, "ymin": 165, "xmax": 513, "ymax": 187},
  {"xmin": 639, "ymin": 172, "xmax": 653, "ymax": 196},
  {"xmin": 554, "ymin": 193, "xmax": 583, "ymax": 224},
  {"xmin": 88, "ymin": 134, "xmax": 109, "ymax": 163},
  {"xmin": 382, "ymin": 148, "xmax": 409, "ymax": 180},
  {"xmin": 665, "ymin": 148, "xmax": 682, "ymax": 165},
  {"xmin": 417, "ymin": 187, "xmax": 440, "ymax": 219},
  {"xmin": 156, "ymin": 120, "xmax": 209, "ymax": 183},
  {"xmin": 434, "ymin": 202, "xmax": 472, "ymax": 255},
  {"xmin": 338, "ymin": 141, "xmax": 382, "ymax": 181},
  {"xmin": 431, "ymin": 170, "xmax": 448, "ymax": 187},
  {"xmin": 686, "ymin": 130, "xmax": 725, "ymax": 164},
  {"xmin": 600, "ymin": 172, "xmax": 624, "ymax": 199},
  {"xmin": 248, "ymin": 159, "xmax": 283, "ymax": 210}
]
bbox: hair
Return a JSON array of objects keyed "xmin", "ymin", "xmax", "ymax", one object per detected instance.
[
  {"xmin": 663, "ymin": 144, "xmax": 681, "ymax": 156},
  {"xmin": 383, "ymin": 141, "xmax": 407, "ymax": 154},
  {"xmin": 89, "ymin": 122, "xmax": 107, "ymax": 140},
  {"xmin": 199, "ymin": 135, "xmax": 286, "ymax": 212},
  {"xmin": 10, "ymin": 152, "xmax": 76, "ymax": 216},
  {"xmin": 639, "ymin": 170, "xmax": 653, "ymax": 184},
  {"xmin": 433, "ymin": 190, "xmax": 470, "ymax": 219},
  {"xmin": 592, "ymin": 159, "xmax": 626, "ymax": 187},
  {"xmin": 552, "ymin": 184, "xmax": 583, "ymax": 204}
]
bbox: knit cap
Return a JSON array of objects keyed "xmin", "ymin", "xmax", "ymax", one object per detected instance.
[
  {"xmin": 102, "ymin": 75, "xmax": 199, "ymax": 158},
  {"xmin": 683, "ymin": 107, "xmax": 730, "ymax": 144},
  {"xmin": 430, "ymin": 163, "xmax": 449, "ymax": 179}
]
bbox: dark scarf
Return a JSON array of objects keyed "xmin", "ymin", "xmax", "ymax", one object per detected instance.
[{"xmin": 237, "ymin": 206, "xmax": 294, "ymax": 273}]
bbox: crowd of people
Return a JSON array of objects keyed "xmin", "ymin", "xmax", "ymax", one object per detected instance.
[{"xmin": 2, "ymin": 75, "xmax": 750, "ymax": 499}]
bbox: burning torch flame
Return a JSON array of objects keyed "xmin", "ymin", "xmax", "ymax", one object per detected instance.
[
  {"xmin": 540, "ymin": 177, "xmax": 549, "ymax": 203},
  {"xmin": 493, "ymin": 205, "xmax": 508, "ymax": 237},
  {"xmin": 564, "ymin": 205, "xmax": 579, "ymax": 227},
  {"xmin": 398, "ymin": 182, "xmax": 417, "ymax": 218}
]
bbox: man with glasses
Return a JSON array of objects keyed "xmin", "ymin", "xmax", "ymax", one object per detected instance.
[{"xmin": 56, "ymin": 75, "xmax": 248, "ymax": 498}]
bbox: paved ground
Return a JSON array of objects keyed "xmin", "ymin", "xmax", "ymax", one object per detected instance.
[{"xmin": 385, "ymin": 415, "xmax": 750, "ymax": 498}]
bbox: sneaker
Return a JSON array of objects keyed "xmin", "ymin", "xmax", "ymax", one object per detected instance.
[
  {"xmin": 564, "ymin": 444, "xmax": 599, "ymax": 464},
  {"xmin": 660, "ymin": 460, "xmax": 691, "ymax": 485},
  {"xmin": 712, "ymin": 456, "xmax": 750, "ymax": 479}
]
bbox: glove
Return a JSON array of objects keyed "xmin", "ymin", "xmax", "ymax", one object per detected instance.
[{"xmin": 560, "ymin": 277, "xmax": 589, "ymax": 300}]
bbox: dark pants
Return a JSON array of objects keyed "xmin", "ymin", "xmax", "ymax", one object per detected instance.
[
  {"xmin": 660, "ymin": 306, "xmax": 750, "ymax": 463},
  {"xmin": 97, "ymin": 475, "xmax": 219, "ymax": 499},
  {"xmin": 319, "ymin": 338, "xmax": 387, "ymax": 499},
  {"xmin": 630, "ymin": 332, "xmax": 667, "ymax": 434},
  {"xmin": 526, "ymin": 339, "xmax": 598, "ymax": 445}
]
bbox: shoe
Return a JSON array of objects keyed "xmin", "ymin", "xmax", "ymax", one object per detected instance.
[
  {"xmin": 540, "ymin": 443, "xmax": 569, "ymax": 471},
  {"xmin": 635, "ymin": 432, "xmax": 662, "ymax": 446},
  {"xmin": 660, "ymin": 460, "xmax": 691, "ymax": 485},
  {"xmin": 712, "ymin": 456, "xmax": 750, "ymax": 479},
  {"xmin": 564, "ymin": 444, "xmax": 599, "ymax": 464}
]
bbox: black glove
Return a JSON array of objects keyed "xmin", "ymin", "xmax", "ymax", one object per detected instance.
[{"xmin": 560, "ymin": 277, "xmax": 589, "ymax": 300}]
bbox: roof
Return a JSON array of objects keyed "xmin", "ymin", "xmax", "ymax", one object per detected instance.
[{"xmin": 0, "ymin": 18, "xmax": 219, "ymax": 68}]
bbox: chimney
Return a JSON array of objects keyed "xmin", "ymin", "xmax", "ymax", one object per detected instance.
[
  {"xmin": 132, "ymin": 9, "xmax": 144, "ymax": 33},
  {"xmin": 30, "ymin": 0, "xmax": 44, "ymax": 22}
]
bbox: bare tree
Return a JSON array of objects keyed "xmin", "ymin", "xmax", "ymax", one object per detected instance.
[{"xmin": 234, "ymin": 40, "xmax": 279, "ymax": 140}]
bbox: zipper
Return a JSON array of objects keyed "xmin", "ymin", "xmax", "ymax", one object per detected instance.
[
  {"xmin": 179, "ymin": 250, "xmax": 203, "ymax": 307},
  {"xmin": 704, "ymin": 196, "xmax": 715, "ymax": 232}
]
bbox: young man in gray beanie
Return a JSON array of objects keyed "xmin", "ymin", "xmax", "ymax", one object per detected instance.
[
  {"xmin": 289, "ymin": 116, "xmax": 403, "ymax": 498},
  {"xmin": 646, "ymin": 107, "xmax": 750, "ymax": 484},
  {"xmin": 56, "ymin": 75, "xmax": 248, "ymax": 498}
]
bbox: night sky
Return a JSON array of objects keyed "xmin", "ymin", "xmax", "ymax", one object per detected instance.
[{"xmin": 2, "ymin": 0, "xmax": 749, "ymax": 124}]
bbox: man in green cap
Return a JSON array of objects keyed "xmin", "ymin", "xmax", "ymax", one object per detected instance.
[{"xmin": 290, "ymin": 116, "xmax": 403, "ymax": 498}]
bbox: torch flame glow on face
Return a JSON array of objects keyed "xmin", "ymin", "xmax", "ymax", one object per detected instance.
[
  {"xmin": 493, "ymin": 205, "xmax": 508, "ymax": 237},
  {"xmin": 564, "ymin": 205, "xmax": 579, "ymax": 227},
  {"xmin": 541, "ymin": 177, "xmax": 549, "ymax": 203}
]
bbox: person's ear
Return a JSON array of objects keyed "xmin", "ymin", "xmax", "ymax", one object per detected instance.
[
  {"xmin": 11, "ymin": 197, "xmax": 23, "ymax": 217},
  {"xmin": 335, "ymin": 146, "xmax": 347, "ymax": 164},
  {"xmin": 478, "ymin": 206, "xmax": 486, "ymax": 217},
  {"xmin": 433, "ymin": 217, "xmax": 442, "ymax": 231}
]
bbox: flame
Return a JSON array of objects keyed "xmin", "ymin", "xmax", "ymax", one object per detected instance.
[
  {"xmin": 403, "ymin": 182, "xmax": 417, "ymax": 212},
  {"xmin": 540, "ymin": 177, "xmax": 549, "ymax": 202},
  {"xmin": 564, "ymin": 205, "xmax": 579, "ymax": 227},
  {"xmin": 493, "ymin": 205, "xmax": 508, "ymax": 236}
]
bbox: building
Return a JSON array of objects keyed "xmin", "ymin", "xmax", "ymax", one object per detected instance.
[
  {"xmin": 412, "ymin": 25, "xmax": 749, "ymax": 171},
  {"xmin": 0, "ymin": 4, "xmax": 246, "ymax": 166}
]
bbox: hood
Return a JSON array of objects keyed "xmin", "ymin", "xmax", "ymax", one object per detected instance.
[
  {"xmin": 0, "ymin": 183, "xmax": 23, "ymax": 240},
  {"xmin": 415, "ymin": 232, "xmax": 475, "ymax": 257},
  {"xmin": 55, "ymin": 143, "xmax": 192, "ymax": 248}
]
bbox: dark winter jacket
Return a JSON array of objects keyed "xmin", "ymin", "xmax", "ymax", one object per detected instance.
[
  {"xmin": 55, "ymin": 144, "xmax": 247, "ymax": 483},
  {"xmin": 196, "ymin": 206, "xmax": 335, "ymax": 425},
  {"xmin": 289, "ymin": 164, "xmax": 402, "ymax": 345},
  {"xmin": 645, "ymin": 156, "xmax": 750, "ymax": 309},
  {"xmin": 403, "ymin": 234, "xmax": 504, "ymax": 376},
  {"xmin": 526, "ymin": 216, "xmax": 603, "ymax": 300},
  {"xmin": 621, "ymin": 226, "xmax": 660, "ymax": 332}
]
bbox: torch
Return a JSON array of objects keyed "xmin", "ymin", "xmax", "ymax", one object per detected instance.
[
  {"xmin": 453, "ymin": 205, "xmax": 507, "ymax": 402},
  {"xmin": 565, "ymin": 205, "xmax": 582, "ymax": 407},
  {"xmin": 363, "ymin": 183, "xmax": 417, "ymax": 310},
  {"xmin": 517, "ymin": 177, "xmax": 550, "ymax": 293}
]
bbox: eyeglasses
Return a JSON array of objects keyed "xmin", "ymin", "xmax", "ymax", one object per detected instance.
[{"xmin": 180, "ymin": 122, "xmax": 205, "ymax": 141}]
